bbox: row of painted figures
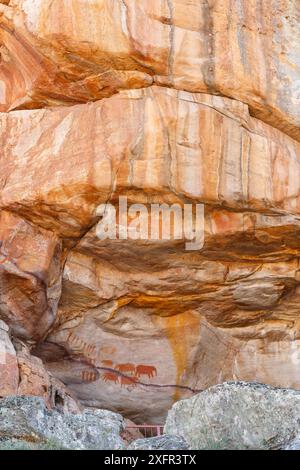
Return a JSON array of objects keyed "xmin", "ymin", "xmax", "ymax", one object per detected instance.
[
  {"xmin": 66, "ymin": 332, "xmax": 157, "ymax": 388},
  {"xmin": 101, "ymin": 361, "xmax": 157, "ymax": 388}
]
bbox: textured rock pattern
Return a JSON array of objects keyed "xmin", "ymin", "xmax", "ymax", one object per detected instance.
[
  {"xmin": 0, "ymin": 395, "xmax": 126, "ymax": 450},
  {"xmin": 0, "ymin": 320, "xmax": 18, "ymax": 396},
  {"xmin": 164, "ymin": 382, "xmax": 300, "ymax": 450},
  {"xmin": 128, "ymin": 435, "xmax": 189, "ymax": 450},
  {"xmin": 1, "ymin": 0, "xmax": 299, "ymax": 141},
  {"xmin": 0, "ymin": 211, "xmax": 62, "ymax": 340},
  {"xmin": 1, "ymin": 88, "xmax": 300, "ymax": 232},
  {"xmin": 0, "ymin": 1, "xmax": 300, "ymax": 423},
  {"xmin": 284, "ymin": 437, "xmax": 300, "ymax": 450},
  {"xmin": 14, "ymin": 339, "xmax": 82, "ymax": 413},
  {"xmin": 0, "ymin": 319, "xmax": 81, "ymax": 412}
]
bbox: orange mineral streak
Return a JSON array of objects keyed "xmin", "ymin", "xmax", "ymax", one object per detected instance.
[
  {"xmin": 155, "ymin": 311, "xmax": 200, "ymax": 402},
  {"xmin": 113, "ymin": 293, "xmax": 214, "ymax": 316}
]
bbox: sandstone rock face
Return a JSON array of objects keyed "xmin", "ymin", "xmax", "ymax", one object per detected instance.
[
  {"xmin": 0, "ymin": 320, "xmax": 18, "ymax": 396},
  {"xmin": 0, "ymin": 211, "xmax": 62, "ymax": 340},
  {"xmin": 0, "ymin": 395, "xmax": 126, "ymax": 450},
  {"xmin": 2, "ymin": 88, "xmax": 300, "ymax": 229},
  {"xmin": 120, "ymin": 418, "xmax": 144, "ymax": 445},
  {"xmin": 164, "ymin": 382, "xmax": 300, "ymax": 450},
  {"xmin": 0, "ymin": 318, "xmax": 81, "ymax": 412},
  {"xmin": 14, "ymin": 339, "xmax": 82, "ymax": 413},
  {"xmin": 0, "ymin": 1, "xmax": 300, "ymax": 425},
  {"xmin": 1, "ymin": 1, "xmax": 299, "ymax": 142}
]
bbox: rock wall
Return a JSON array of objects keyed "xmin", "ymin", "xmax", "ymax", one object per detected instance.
[{"xmin": 0, "ymin": 0, "xmax": 300, "ymax": 423}]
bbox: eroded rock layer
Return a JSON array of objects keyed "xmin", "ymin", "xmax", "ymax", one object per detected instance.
[
  {"xmin": 0, "ymin": 0, "xmax": 300, "ymax": 423},
  {"xmin": 1, "ymin": 0, "xmax": 300, "ymax": 141}
]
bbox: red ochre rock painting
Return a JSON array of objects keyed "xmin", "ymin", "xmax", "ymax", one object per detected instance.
[
  {"xmin": 66, "ymin": 332, "xmax": 97, "ymax": 364},
  {"xmin": 100, "ymin": 362, "xmax": 158, "ymax": 389},
  {"xmin": 101, "ymin": 360, "xmax": 114, "ymax": 367},
  {"xmin": 120, "ymin": 376, "xmax": 138, "ymax": 388},
  {"xmin": 136, "ymin": 365, "xmax": 157, "ymax": 379},
  {"xmin": 101, "ymin": 371, "xmax": 138, "ymax": 389},
  {"xmin": 102, "ymin": 371, "xmax": 120, "ymax": 384},
  {"xmin": 81, "ymin": 370, "xmax": 99, "ymax": 383},
  {"xmin": 63, "ymin": 335, "xmax": 158, "ymax": 389},
  {"xmin": 115, "ymin": 363, "xmax": 136, "ymax": 375}
]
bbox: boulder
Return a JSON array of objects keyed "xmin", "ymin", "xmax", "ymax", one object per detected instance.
[
  {"xmin": 164, "ymin": 382, "xmax": 300, "ymax": 450},
  {"xmin": 0, "ymin": 396, "xmax": 126, "ymax": 450}
]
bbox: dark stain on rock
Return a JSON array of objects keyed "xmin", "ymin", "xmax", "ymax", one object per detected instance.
[{"xmin": 201, "ymin": 0, "xmax": 215, "ymax": 90}]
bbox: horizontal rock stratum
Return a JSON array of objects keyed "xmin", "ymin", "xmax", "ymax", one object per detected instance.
[
  {"xmin": 1, "ymin": 0, "xmax": 300, "ymax": 142},
  {"xmin": 0, "ymin": 0, "xmax": 300, "ymax": 423}
]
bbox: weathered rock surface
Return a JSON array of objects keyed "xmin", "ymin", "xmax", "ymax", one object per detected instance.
[
  {"xmin": 0, "ymin": 211, "xmax": 62, "ymax": 340},
  {"xmin": 0, "ymin": 1, "xmax": 300, "ymax": 424},
  {"xmin": 284, "ymin": 436, "xmax": 300, "ymax": 450},
  {"xmin": 14, "ymin": 339, "xmax": 82, "ymax": 413},
  {"xmin": 0, "ymin": 319, "xmax": 18, "ymax": 396},
  {"xmin": 0, "ymin": 395, "xmax": 126, "ymax": 450},
  {"xmin": 1, "ymin": 1, "xmax": 299, "ymax": 142},
  {"xmin": 128, "ymin": 434, "xmax": 189, "ymax": 450},
  {"xmin": 4, "ymin": 87, "xmax": 298, "ymax": 422},
  {"xmin": 0, "ymin": 440, "xmax": 66, "ymax": 450},
  {"xmin": 0, "ymin": 319, "xmax": 81, "ymax": 412},
  {"xmin": 120, "ymin": 418, "xmax": 144, "ymax": 445},
  {"xmin": 164, "ymin": 382, "xmax": 300, "ymax": 450},
  {"xmin": 2, "ymin": 88, "xmax": 300, "ymax": 233}
]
